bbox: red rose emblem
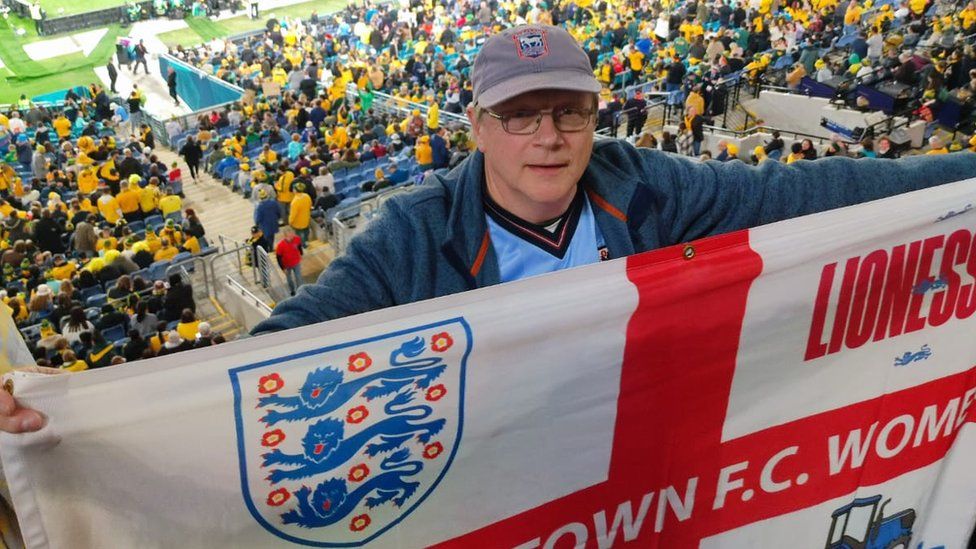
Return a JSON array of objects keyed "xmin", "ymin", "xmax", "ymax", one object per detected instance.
[
  {"xmin": 350, "ymin": 513, "xmax": 371, "ymax": 532},
  {"xmin": 346, "ymin": 405, "xmax": 369, "ymax": 424},
  {"xmin": 266, "ymin": 488, "xmax": 290, "ymax": 506},
  {"xmin": 347, "ymin": 463, "xmax": 370, "ymax": 482},
  {"xmin": 430, "ymin": 332, "xmax": 453, "ymax": 352},
  {"xmin": 258, "ymin": 373, "xmax": 284, "ymax": 394},
  {"xmin": 347, "ymin": 352, "xmax": 372, "ymax": 372},
  {"xmin": 423, "ymin": 442, "xmax": 444, "ymax": 459},
  {"xmin": 261, "ymin": 429, "xmax": 286, "ymax": 448},
  {"xmin": 425, "ymin": 384, "xmax": 447, "ymax": 401}
]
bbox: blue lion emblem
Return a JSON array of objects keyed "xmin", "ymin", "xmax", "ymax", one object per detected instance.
[
  {"xmin": 894, "ymin": 344, "xmax": 932, "ymax": 366},
  {"xmin": 282, "ymin": 448, "xmax": 423, "ymax": 529},
  {"xmin": 258, "ymin": 337, "xmax": 446, "ymax": 426},
  {"xmin": 230, "ymin": 319, "xmax": 470, "ymax": 546},
  {"xmin": 263, "ymin": 390, "xmax": 445, "ymax": 484}
]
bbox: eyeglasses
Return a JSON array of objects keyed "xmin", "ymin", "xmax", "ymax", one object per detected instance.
[{"xmin": 480, "ymin": 106, "xmax": 596, "ymax": 135}]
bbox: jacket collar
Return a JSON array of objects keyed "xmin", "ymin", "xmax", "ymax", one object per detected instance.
[
  {"xmin": 440, "ymin": 143, "xmax": 642, "ymax": 285},
  {"xmin": 441, "ymin": 151, "xmax": 499, "ymax": 289}
]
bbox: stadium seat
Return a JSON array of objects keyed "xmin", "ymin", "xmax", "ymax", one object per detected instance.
[
  {"xmin": 85, "ymin": 307, "xmax": 101, "ymax": 321},
  {"xmin": 85, "ymin": 293, "xmax": 108, "ymax": 308},
  {"xmin": 170, "ymin": 252, "xmax": 193, "ymax": 271},
  {"xmin": 128, "ymin": 220, "xmax": 146, "ymax": 234},
  {"xmin": 144, "ymin": 214, "xmax": 164, "ymax": 231},
  {"xmin": 78, "ymin": 285, "xmax": 101, "ymax": 302},
  {"xmin": 164, "ymin": 211, "xmax": 182, "ymax": 223},
  {"xmin": 114, "ymin": 337, "xmax": 130, "ymax": 350},
  {"xmin": 148, "ymin": 261, "xmax": 171, "ymax": 281},
  {"xmin": 20, "ymin": 324, "xmax": 42, "ymax": 342},
  {"xmin": 131, "ymin": 268, "xmax": 150, "ymax": 282},
  {"xmin": 102, "ymin": 324, "xmax": 126, "ymax": 344}
]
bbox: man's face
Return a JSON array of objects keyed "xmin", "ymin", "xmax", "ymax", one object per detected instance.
[{"xmin": 468, "ymin": 89, "xmax": 594, "ymax": 223}]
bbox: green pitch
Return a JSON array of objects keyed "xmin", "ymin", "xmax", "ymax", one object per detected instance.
[
  {"xmin": 0, "ymin": 17, "xmax": 123, "ymax": 103},
  {"xmin": 39, "ymin": 0, "xmax": 128, "ymax": 17},
  {"xmin": 158, "ymin": 0, "xmax": 346, "ymax": 48}
]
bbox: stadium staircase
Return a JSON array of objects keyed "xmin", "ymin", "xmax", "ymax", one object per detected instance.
[{"xmin": 150, "ymin": 146, "xmax": 338, "ymax": 339}]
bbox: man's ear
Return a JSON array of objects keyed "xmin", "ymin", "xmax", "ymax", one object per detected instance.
[{"xmin": 466, "ymin": 105, "xmax": 486, "ymax": 152}]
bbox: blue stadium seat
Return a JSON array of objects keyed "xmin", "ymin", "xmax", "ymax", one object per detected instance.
[
  {"xmin": 197, "ymin": 236, "xmax": 217, "ymax": 256},
  {"xmin": 148, "ymin": 261, "xmax": 171, "ymax": 281},
  {"xmin": 85, "ymin": 307, "xmax": 101, "ymax": 320},
  {"xmin": 102, "ymin": 324, "xmax": 126, "ymax": 343},
  {"xmin": 128, "ymin": 220, "xmax": 146, "ymax": 234},
  {"xmin": 144, "ymin": 214, "xmax": 164, "ymax": 231},
  {"xmin": 170, "ymin": 252, "xmax": 192, "ymax": 270},
  {"xmin": 78, "ymin": 285, "xmax": 101, "ymax": 302},
  {"xmin": 85, "ymin": 293, "xmax": 107, "ymax": 308}
]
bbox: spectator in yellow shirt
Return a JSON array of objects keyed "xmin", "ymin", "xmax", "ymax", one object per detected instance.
[
  {"xmin": 276, "ymin": 166, "xmax": 295, "ymax": 219},
  {"xmin": 139, "ymin": 177, "xmax": 162, "ymax": 214},
  {"xmin": 288, "ymin": 182, "xmax": 312, "ymax": 245},
  {"xmin": 143, "ymin": 228, "xmax": 162, "ymax": 254},
  {"xmin": 47, "ymin": 254, "xmax": 78, "ymax": 281},
  {"xmin": 52, "ymin": 115, "xmax": 72, "ymax": 140},
  {"xmin": 117, "ymin": 179, "xmax": 142, "ymax": 222},
  {"xmin": 412, "ymin": 135, "xmax": 431, "ymax": 170},
  {"xmin": 96, "ymin": 190, "xmax": 123, "ymax": 225},
  {"xmin": 159, "ymin": 190, "xmax": 182, "ymax": 218},
  {"xmin": 160, "ymin": 219, "xmax": 184, "ymax": 246},
  {"xmin": 154, "ymin": 238, "xmax": 179, "ymax": 262},
  {"xmin": 77, "ymin": 166, "xmax": 99, "ymax": 195},
  {"xmin": 926, "ymin": 135, "xmax": 949, "ymax": 155},
  {"xmin": 176, "ymin": 309, "xmax": 201, "ymax": 341}
]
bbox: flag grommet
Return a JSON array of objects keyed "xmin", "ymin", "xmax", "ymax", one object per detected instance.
[{"xmin": 682, "ymin": 244, "xmax": 695, "ymax": 260}]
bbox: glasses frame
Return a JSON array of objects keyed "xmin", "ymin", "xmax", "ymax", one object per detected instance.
[{"xmin": 479, "ymin": 106, "xmax": 596, "ymax": 135}]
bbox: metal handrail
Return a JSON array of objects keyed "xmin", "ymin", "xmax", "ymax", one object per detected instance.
[
  {"xmin": 225, "ymin": 275, "xmax": 273, "ymax": 314},
  {"xmin": 206, "ymin": 242, "xmax": 249, "ymax": 286},
  {"xmin": 165, "ymin": 256, "xmax": 211, "ymax": 297},
  {"xmin": 700, "ymin": 124, "xmax": 837, "ymax": 146}
]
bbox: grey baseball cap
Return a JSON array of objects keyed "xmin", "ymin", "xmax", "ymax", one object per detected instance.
[{"xmin": 472, "ymin": 24, "xmax": 602, "ymax": 108}]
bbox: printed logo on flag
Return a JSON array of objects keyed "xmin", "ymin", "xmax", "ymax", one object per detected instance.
[{"xmin": 229, "ymin": 318, "xmax": 471, "ymax": 546}]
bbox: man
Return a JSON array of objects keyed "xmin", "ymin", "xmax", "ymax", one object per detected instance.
[
  {"xmin": 3, "ymin": 24, "xmax": 976, "ymax": 433},
  {"xmin": 248, "ymin": 23, "xmax": 976, "ymax": 336},
  {"xmin": 166, "ymin": 68, "xmax": 179, "ymax": 106},
  {"xmin": 29, "ymin": 1, "xmax": 43, "ymax": 34},
  {"xmin": 107, "ymin": 60, "xmax": 119, "ymax": 94},
  {"xmin": 275, "ymin": 227, "xmax": 303, "ymax": 296},
  {"xmin": 133, "ymin": 40, "xmax": 149, "ymax": 75},
  {"xmin": 623, "ymin": 91, "xmax": 647, "ymax": 137},
  {"xmin": 126, "ymin": 90, "xmax": 142, "ymax": 131}
]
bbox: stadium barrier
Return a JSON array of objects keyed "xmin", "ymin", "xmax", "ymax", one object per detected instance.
[
  {"xmin": 158, "ymin": 53, "xmax": 245, "ymax": 112},
  {"xmin": 219, "ymin": 275, "xmax": 272, "ymax": 333}
]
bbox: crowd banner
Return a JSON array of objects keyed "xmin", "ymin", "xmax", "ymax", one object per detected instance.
[{"xmin": 2, "ymin": 178, "xmax": 976, "ymax": 548}]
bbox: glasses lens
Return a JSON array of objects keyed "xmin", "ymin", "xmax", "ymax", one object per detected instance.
[
  {"xmin": 505, "ymin": 113, "xmax": 540, "ymax": 134},
  {"xmin": 555, "ymin": 109, "xmax": 590, "ymax": 131}
]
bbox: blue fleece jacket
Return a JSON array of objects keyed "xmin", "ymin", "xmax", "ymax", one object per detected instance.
[{"xmin": 252, "ymin": 140, "xmax": 976, "ymax": 334}]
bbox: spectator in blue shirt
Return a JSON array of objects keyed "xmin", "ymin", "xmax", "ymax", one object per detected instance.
[{"xmin": 386, "ymin": 161, "xmax": 409, "ymax": 185}]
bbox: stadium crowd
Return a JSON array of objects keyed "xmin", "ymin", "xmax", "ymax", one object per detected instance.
[
  {"xmin": 0, "ymin": 85, "xmax": 223, "ymax": 371},
  {"xmin": 166, "ymin": 0, "xmax": 976, "ymax": 165},
  {"xmin": 4, "ymin": 0, "xmax": 976, "ymax": 372}
]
